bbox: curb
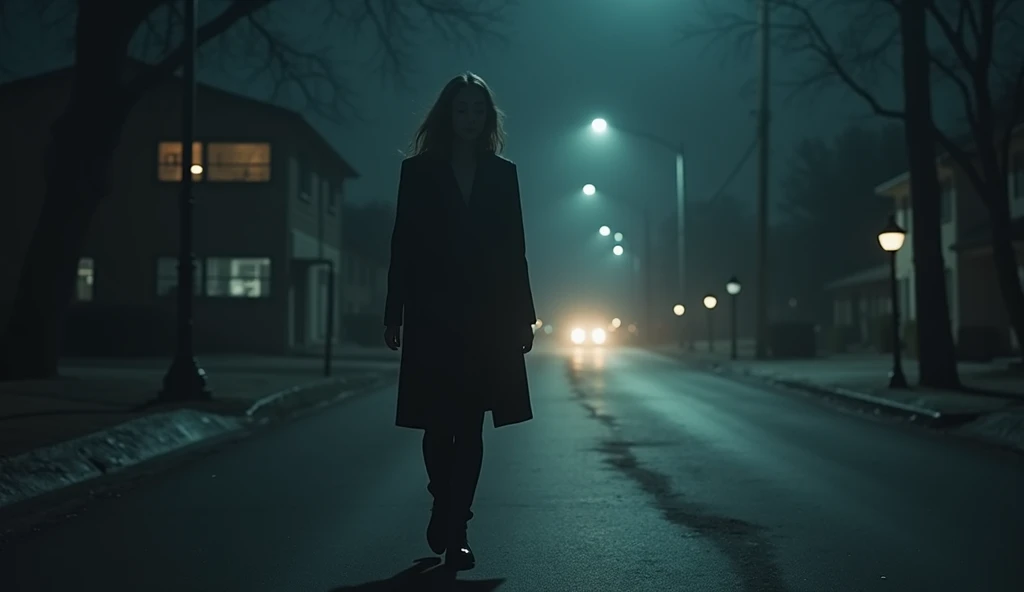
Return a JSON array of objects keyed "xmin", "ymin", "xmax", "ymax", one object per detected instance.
[
  {"xmin": 691, "ymin": 358, "xmax": 956, "ymax": 424},
  {"xmin": 0, "ymin": 372, "xmax": 390, "ymax": 513},
  {"xmin": 680, "ymin": 357, "xmax": 1024, "ymax": 453}
]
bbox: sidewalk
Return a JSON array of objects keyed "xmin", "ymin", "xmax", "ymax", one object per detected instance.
[
  {"xmin": 654, "ymin": 343, "xmax": 1024, "ymax": 453},
  {"xmin": 0, "ymin": 354, "xmax": 396, "ymax": 511}
]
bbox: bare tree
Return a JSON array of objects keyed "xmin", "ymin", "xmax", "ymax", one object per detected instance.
[
  {"xmin": 0, "ymin": 0, "xmax": 513, "ymax": 381},
  {"xmin": 683, "ymin": 0, "xmax": 1024, "ymax": 385}
]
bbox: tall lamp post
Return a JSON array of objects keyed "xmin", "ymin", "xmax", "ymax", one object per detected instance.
[
  {"xmin": 703, "ymin": 294, "xmax": 718, "ymax": 353},
  {"xmin": 726, "ymin": 276, "xmax": 741, "ymax": 360},
  {"xmin": 673, "ymin": 304, "xmax": 685, "ymax": 347},
  {"xmin": 160, "ymin": 0, "xmax": 210, "ymax": 402},
  {"xmin": 878, "ymin": 216, "xmax": 908, "ymax": 389},
  {"xmin": 589, "ymin": 118, "xmax": 686, "ymax": 337}
]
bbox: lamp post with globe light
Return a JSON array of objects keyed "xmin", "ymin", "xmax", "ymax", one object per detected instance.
[
  {"xmin": 726, "ymin": 276, "xmax": 741, "ymax": 360},
  {"xmin": 878, "ymin": 216, "xmax": 908, "ymax": 389},
  {"xmin": 703, "ymin": 295, "xmax": 718, "ymax": 353},
  {"xmin": 673, "ymin": 304, "xmax": 686, "ymax": 347}
]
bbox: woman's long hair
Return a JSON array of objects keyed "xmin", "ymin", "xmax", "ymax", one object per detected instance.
[{"xmin": 410, "ymin": 72, "xmax": 506, "ymax": 156}]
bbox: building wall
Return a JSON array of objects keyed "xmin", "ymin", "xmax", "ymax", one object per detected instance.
[
  {"xmin": 0, "ymin": 72, "xmax": 357, "ymax": 354},
  {"xmin": 891, "ymin": 178, "xmax": 958, "ymax": 334}
]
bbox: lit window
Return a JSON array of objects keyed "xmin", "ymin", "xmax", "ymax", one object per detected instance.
[
  {"xmin": 76, "ymin": 258, "xmax": 94, "ymax": 301},
  {"xmin": 205, "ymin": 257, "xmax": 271, "ymax": 298},
  {"xmin": 156, "ymin": 257, "xmax": 203, "ymax": 295},
  {"xmin": 206, "ymin": 143, "xmax": 271, "ymax": 182},
  {"xmin": 158, "ymin": 141, "xmax": 204, "ymax": 181}
]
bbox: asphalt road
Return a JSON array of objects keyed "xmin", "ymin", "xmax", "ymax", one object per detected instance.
[{"xmin": 3, "ymin": 345, "xmax": 1023, "ymax": 591}]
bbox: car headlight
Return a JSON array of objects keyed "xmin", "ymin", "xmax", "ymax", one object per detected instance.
[
  {"xmin": 591, "ymin": 328, "xmax": 607, "ymax": 345},
  {"xmin": 570, "ymin": 327, "xmax": 586, "ymax": 345}
]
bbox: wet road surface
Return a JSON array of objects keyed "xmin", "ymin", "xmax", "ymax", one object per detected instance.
[{"xmin": 3, "ymin": 345, "xmax": 1023, "ymax": 591}]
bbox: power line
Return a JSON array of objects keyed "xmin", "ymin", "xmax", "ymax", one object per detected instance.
[{"xmin": 707, "ymin": 135, "xmax": 758, "ymax": 201}]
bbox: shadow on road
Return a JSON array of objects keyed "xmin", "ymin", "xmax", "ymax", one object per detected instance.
[{"xmin": 328, "ymin": 557, "xmax": 505, "ymax": 591}]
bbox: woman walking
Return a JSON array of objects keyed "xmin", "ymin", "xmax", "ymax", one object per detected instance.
[{"xmin": 383, "ymin": 72, "xmax": 537, "ymax": 570}]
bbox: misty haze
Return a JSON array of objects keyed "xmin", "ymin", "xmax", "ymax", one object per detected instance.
[{"xmin": 0, "ymin": 1, "xmax": 1022, "ymax": 591}]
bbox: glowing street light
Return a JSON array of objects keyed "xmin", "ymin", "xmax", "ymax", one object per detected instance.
[
  {"xmin": 591, "ymin": 118, "xmax": 608, "ymax": 133},
  {"xmin": 725, "ymin": 276, "xmax": 741, "ymax": 360},
  {"xmin": 613, "ymin": 232, "xmax": 623, "ymax": 242},
  {"xmin": 611, "ymin": 317, "xmax": 622, "ymax": 328},
  {"xmin": 673, "ymin": 304, "xmax": 685, "ymax": 316},
  {"xmin": 878, "ymin": 215, "xmax": 908, "ymax": 388},
  {"xmin": 599, "ymin": 225, "xmax": 611, "ymax": 237},
  {"xmin": 612, "ymin": 245, "xmax": 624, "ymax": 256},
  {"xmin": 583, "ymin": 183, "xmax": 596, "ymax": 196},
  {"xmin": 702, "ymin": 294, "xmax": 718, "ymax": 353}
]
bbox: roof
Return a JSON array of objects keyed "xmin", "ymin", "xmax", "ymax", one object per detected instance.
[
  {"xmin": 874, "ymin": 123, "xmax": 1024, "ymax": 198},
  {"xmin": 824, "ymin": 264, "xmax": 889, "ymax": 291},
  {"xmin": 0, "ymin": 62, "xmax": 359, "ymax": 179}
]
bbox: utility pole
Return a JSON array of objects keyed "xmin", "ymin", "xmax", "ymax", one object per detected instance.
[
  {"xmin": 675, "ymin": 150, "xmax": 686, "ymax": 347},
  {"xmin": 644, "ymin": 209, "xmax": 654, "ymax": 342},
  {"xmin": 754, "ymin": 0, "xmax": 771, "ymax": 360}
]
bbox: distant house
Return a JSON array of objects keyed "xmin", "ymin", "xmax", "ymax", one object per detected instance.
[
  {"xmin": 826, "ymin": 127, "xmax": 1024, "ymax": 358},
  {"xmin": 339, "ymin": 205, "xmax": 389, "ymax": 314},
  {"xmin": 0, "ymin": 65, "xmax": 359, "ymax": 355}
]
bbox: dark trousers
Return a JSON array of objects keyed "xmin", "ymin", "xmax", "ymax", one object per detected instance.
[{"xmin": 422, "ymin": 404, "xmax": 486, "ymax": 525}]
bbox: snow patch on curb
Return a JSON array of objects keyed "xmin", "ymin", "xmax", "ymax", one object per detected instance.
[{"xmin": 0, "ymin": 409, "xmax": 242, "ymax": 510}]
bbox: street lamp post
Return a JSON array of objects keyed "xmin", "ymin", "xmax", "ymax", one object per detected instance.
[
  {"xmin": 726, "ymin": 276, "xmax": 741, "ymax": 360},
  {"xmin": 673, "ymin": 304, "xmax": 685, "ymax": 347},
  {"xmin": 703, "ymin": 294, "xmax": 718, "ymax": 353},
  {"xmin": 878, "ymin": 216, "xmax": 908, "ymax": 389},
  {"xmin": 590, "ymin": 119, "xmax": 686, "ymax": 344},
  {"xmin": 160, "ymin": 0, "xmax": 209, "ymax": 402}
]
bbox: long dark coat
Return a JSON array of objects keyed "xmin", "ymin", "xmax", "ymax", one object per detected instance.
[{"xmin": 383, "ymin": 151, "xmax": 537, "ymax": 430}]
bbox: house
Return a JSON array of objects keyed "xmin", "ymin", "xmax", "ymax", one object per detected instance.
[
  {"xmin": 826, "ymin": 127, "xmax": 1024, "ymax": 358},
  {"xmin": 338, "ymin": 204, "xmax": 390, "ymax": 344},
  {"xmin": 0, "ymin": 66, "xmax": 359, "ymax": 355}
]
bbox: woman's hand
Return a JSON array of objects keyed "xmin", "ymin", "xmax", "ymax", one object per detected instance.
[
  {"xmin": 520, "ymin": 325, "xmax": 535, "ymax": 354},
  {"xmin": 384, "ymin": 325, "xmax": 402, "ymax": 351}
]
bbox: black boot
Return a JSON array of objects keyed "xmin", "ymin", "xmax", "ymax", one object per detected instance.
[
  {"xmin": 445, "ymin": 521, "xmax": 475, "ymax": 570},
  {"xmin": 426, "ymin": 503, "xmax": 448, "ymax": 555}
]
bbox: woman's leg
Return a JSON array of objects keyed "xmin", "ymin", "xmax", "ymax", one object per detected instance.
[
  {"xmin": 448, "ymin": 406, "xmax": 485, "ymax": 536},
  {"xmin": 422, "ymin": 425, "xmax": 454, "ymax": 554},
  {"xmin": 422, "ymin": 427, "xmax": 455, "ymax": 507}
]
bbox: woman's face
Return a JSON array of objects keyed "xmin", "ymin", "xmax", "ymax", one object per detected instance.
[{"xmin": 451, "ymin": 85, "xmax": 488, "ymax": 144}]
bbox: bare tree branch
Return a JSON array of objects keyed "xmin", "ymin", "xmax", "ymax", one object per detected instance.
[
  {"xmin": 681, "ymin": 0, "xmax": 906, "ymax": 119},
  {"xmin": 125, "ymin": 0, "xmax": 275, "ymax": 102}
]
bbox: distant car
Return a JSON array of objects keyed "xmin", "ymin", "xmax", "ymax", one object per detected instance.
[{"xmin": 568, "ymin": 324, "xmax": 608, "ymax": 347}]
